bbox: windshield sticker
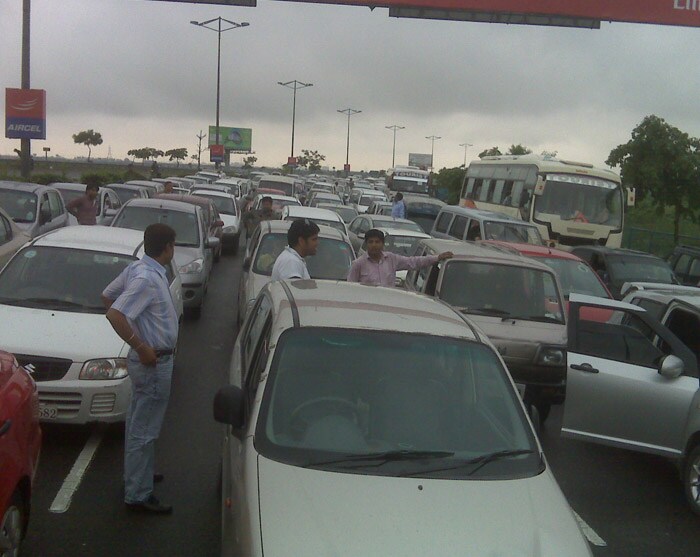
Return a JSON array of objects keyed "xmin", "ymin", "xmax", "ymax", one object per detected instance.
[
  {"xmin": 547, "ymin": 174, "xmax": 618, "ymax": 190},
  {"xmin": 24, "ymin": 250, "xmax": 37, "ymax": 259}
]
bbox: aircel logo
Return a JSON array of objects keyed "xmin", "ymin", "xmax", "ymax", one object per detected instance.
[
  {"xmin": 10, "ymin": 97, "xmax": 40, "ymax": 112},
  {"xmin": 674, "ymin": 0, "xmax": 700, "ymax": 10},
  {"xmin": 7, "ymin": 124, "xmax": 42, "ymax": 132}
]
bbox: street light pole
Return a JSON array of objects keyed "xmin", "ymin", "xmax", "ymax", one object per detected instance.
[
  {"xmin": 425, "ymin": 135, "xmax": 441, "ymax": 170},
  {"xmin": 385, "ymin": 125, "xmax": 405, "ymax": 168},
  {"xmin": 459, "ymin": 142, "xmax": 473, "ymax": 167},
  {"xmin": 338, "ymin": 108, "xmax": 361, "ymax": 169},
  {"xmin": 278, "ymin": 80, "xmax": 313, "ymax": 161},
  {"xmin": 190, "ymin": 17, "xmax": 249, "ymax": 169},
  {"xmin": 20, "ymin": 0, "xmax": 31, "ymax": 179}
]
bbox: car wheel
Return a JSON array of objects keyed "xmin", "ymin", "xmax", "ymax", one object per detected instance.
[
  {"xmin": 0, "ymin": 490, "xmax": 25, "ymax": 557},
  {"xmin": 684, "ymin": 444, "xmax": 700, "ymax": 515}
]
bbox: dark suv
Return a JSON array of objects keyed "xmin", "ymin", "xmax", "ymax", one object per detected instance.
[
  {"xmin": 570, "ymin": 246, "xmax": 678, "ymax": 299},
  {"xmin": 668, "ymin": 245, "xmax": 700, "ymax": 286}
]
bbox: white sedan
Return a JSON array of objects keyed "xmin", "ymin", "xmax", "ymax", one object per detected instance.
[{"xmin": 0, "ymin": 226, "xmax": 183, "ymax": 424}]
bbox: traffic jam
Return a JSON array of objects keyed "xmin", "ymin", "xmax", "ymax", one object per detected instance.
[{"xmin": 2, "ymin": 159, "xmax": 700, "ymax": 557}]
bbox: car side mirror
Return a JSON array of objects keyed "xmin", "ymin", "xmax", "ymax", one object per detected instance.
[
  {"xmin": 39, "ymin": 207, "xmax": 51, "ymax": 225},
  {"xmin": 243, "ymin": 257, "xmax": 251, "ymax": 271},
  {"xmin": 206, "ymin": 236, "xmax": 221, "ymax": 250},
  {"xmin": 659, "ymin": 354, "xmax": 684, "ymax": 379},
  {"xmin": 213, "ymin": 385, "xmax": 245, "ymax": 430}
]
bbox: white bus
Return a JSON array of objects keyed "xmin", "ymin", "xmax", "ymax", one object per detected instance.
[
  {"xmin": 386, "ymin": 166, "xmax": 431, "ymax": 196},
  {"xmin": 460, "ymin": 155, "xmax": 633, "ymax": 248}
]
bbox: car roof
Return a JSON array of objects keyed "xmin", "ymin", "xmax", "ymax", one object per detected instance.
[
  {"xmin": 438, "ymin": 205, "xmax": 537, "ymax": 225},
  {"xmin": 625, "ymin": 287, "xmax": 700, "ymax": 309},
  {"xmin": 374, "ymin": 227, "xmax": 431, "ymax": 238},
  {"xmin": 417, "ymin": 238, "xmax": 551, "ymax": 270},
  {"xmin": 155, "ymin": 193, "xmax": 214, "ymax": 209},
  {"xmin": 482, "ymin": 240, "xmax": 584, "ymax": 261},
  {"xmin": 106, "ymin": 183, "xmax": 147, "ymax": 190},
  {"xmin": 264, "ymin": 280, "xmax": 481, "ymax": 341},
  {"xmin": 571, "ymin": 245, "xmax": 662, "ymax": 258},
  {"xmin": 259, "ymin": 175, "xmax": 296, "ymax": 185},
  {"xmin": 191, "ymin": 189, "xmax": 234, "ymax": 199},
  {"xmin": 30, "ymin": 225, "xmax": 145, "ymax": 256},
  {"xmin": 260, "ymin": 219, "xmax": 348, "ymax": 241},
  {"xmin": 402, "ymin": 194, "xmax": 445, "ymax": 206},
  {"xmin": 0, "ymin": 181, "xmax": 49, "ymax": 193},
  {"xmin": 256, "ymin": 193, "xmax": 298, "ymax": 202},
  {"xmin": 284, "ymin": 206, "xmax": 343, "ymax": 221},
  {"xmin": 367, "ymin": 215, "xmax": 417, "ymax": 225},
  {"xmin": 121, "ymin": 197, "xmax": 198, "ymax": 213}
]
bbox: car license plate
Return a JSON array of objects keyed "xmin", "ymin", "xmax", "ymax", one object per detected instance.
[{"xmin": 39, "ymin": 405, "xmax": 58, "ymax": 419}]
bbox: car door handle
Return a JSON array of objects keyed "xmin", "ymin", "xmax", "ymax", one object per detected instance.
[
  {"xmin": 570, "ymin": 363, "xmax": 599, "ymax": 374},
  {"xmin": 0, "ymin": 419, "xmax": 12, "ymax": 437}
]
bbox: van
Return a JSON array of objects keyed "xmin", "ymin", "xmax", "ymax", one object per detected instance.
[{"xmin": 431, "ymin": 206, "xmax": 543, "ymax": 245}]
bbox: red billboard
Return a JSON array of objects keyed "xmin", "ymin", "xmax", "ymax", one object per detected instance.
[
  {"xmin": 210, "ymin": 144, "xmax": 225, "ymax": 163},
  {"xmin": 5, "ymin": 88, "xmax": 46, "ymax": 140}
]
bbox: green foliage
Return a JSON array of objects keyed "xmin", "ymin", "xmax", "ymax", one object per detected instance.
[
  {"xmin": 297, "ymin": 149, "xmax": 326, "ymax": 172},
  {"xmin": 165, "ymin": 148, "xmax": 188, "ymax": 167},
  {"xmin": 478, "ymin": 146, "xmax": 502, "ymax": 158},
  {"xmin": 33, "ymin": 173, "xmax": 70, "ymax": 185},
  {"xmin": 72, "ymin": 129, "xmax": 103, "ymax": 162},
  {"xmin": 508, "ymin": 144, "xmax": 532, "ymax": 155},
  {"xmin": 127, "ymin": 147, "xmax": 164, "ymax": 164},
  {"xmin": 435, "ymin": 167, "xmax": 466, "ymax": 205},
  {"xmin": 607, "ymin": 115, "xmax": 700, "ymax": 243},
  {"xmin": 243, "ymin": 155, "xmax": 257, "ymax": 168}
]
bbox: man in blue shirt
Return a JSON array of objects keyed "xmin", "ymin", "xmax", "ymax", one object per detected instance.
[
  {"xmin": 391, "ymin": 192, "xmax": 406, "ymax": 219},
  {"xmin": 102, "ymin": 223, "xmax": 179, "ymax": 514}
]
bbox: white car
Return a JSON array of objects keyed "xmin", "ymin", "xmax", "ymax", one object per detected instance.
[
  {"xmin": 51, "ymin": 183, "xmax": 123, "ymax": 226},
  {"xmin": 214, "ymin": 281, "xmax": 593, "ymax": 557},
  {"xmin": 280, "ymin": 205, "xmax": 349, "ymax": 237},
  {"xmin": 238, "ymin": 220, "xmax": 355, "ymax": 325},
  {"xmin": 251, "ymin": 193, "xmax": 300, "ymax": 215},
  {"xmin": 0, "ymin": 226, "xmax": 183, "ymax": 424},
  {"xmin": 352, "ymin": 190, "xmax": 387, "ymax": 214},
  {"xmin": 192, "ymin": 189, "xmax": 241, "ymax": 255}
]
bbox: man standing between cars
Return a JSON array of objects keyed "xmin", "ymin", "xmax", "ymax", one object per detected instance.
[
  {"xmin": 348, "ymin": 228, "xmax": 453, "ymax": 287},
  {"xmin": 392, "ymin": 193, "xmax": 406, "ymax": 219},
  {"xmin": 163, "ymin": 181, "xmax": 174, "ymax": 194},
  {"xmin": 102, "ymin": 223, "xmax": 179, "ymax": 514},
  {"xmin": 271, "ymin": 219, "xmax": 320, "ymax": 280},
  {"xmin": 242, "ymin": 195, "xmax": 275, "ymax": 239},
  {"xmin": 66, "ymin": 181, "xmax": 99, "ymax": 225}
]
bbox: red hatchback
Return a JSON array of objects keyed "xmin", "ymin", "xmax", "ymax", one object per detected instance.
[{"xmin": 0, "ymin": 351, "xmax": 41, "ymax": 556}]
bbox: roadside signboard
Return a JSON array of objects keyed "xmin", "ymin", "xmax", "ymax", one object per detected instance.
[
  {"xmin": 210, "ymin": 144, "xmax": 225, "ymax": 162},
  {"xmin": 344, "ymin": 164, "xmax": 351, "ymax": 172},
  {"xmin": 208, "ymin": 126, "xmax": 252, "ymax": 153},
  {"xmin": 408, "ymin": 153, "xmax": 432, "ymax": 169},
  {"xmin": 5, "ymin": 88, "xmax": 46, "ymax": 140}
]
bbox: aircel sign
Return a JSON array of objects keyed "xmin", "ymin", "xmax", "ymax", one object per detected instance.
[{"xmin": 5, "ymin": 88, "xmax": 46, "ymax": 140}]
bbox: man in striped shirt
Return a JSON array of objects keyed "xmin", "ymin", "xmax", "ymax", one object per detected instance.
[{"xmin": 102, "ymin": 223, "xmax": 179, "ymax": 514}]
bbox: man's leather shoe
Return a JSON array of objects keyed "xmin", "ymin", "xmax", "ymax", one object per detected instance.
[
  {"xmin": 154, "ymin": 473, "xmax": 164, "ymax": 483},
  {"xmin": 125, "ymin": 495, "xmax": 172, "ymax": 514}
]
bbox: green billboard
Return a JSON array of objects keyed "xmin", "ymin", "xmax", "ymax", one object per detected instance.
[{"xmin": 208, "ymin": 126, "xmax": 252, "ymax": 153}]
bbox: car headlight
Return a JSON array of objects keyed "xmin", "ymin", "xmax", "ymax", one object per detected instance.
[
  {"xmin": 179, "ymin": 258, "xmax": 203, "ymax": 274},
  {"xmin": 223, "ymin": 225, "xmax": 238, "ymax": 233},
  {"xmin": 80, "ymin": 358, "xmax": 128, "ymax": 380},
  {"xmin": 536, "ymin": 347, "xmax": 566, "ymax": 366}
]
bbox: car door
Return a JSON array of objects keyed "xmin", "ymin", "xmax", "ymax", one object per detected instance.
[
  {"xmin": 0, "ymin": 214, "xmax": 24, "ymax": 269},
  {"xmin": 47, "ymin": 191, "xmax": 68, "ymax": 230},
  {"xmin": 198, "ymin": 209, "xmax": 214, "ymax": 277},
  {"xmin": 37, "ymin": 192, "xmax": 55, "ymax": 235},
  {"xmin": 562, "ymin": 294, "xmax": 699, "ymax": 457},
  {"xmin": 101, "ymin": 191, "xmax": 120, "ymax": 225}
]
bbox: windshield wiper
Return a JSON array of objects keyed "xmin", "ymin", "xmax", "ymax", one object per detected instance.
[
  {"xmin": 501, "ymin": 314, "xmax": 561, "ymax": 323},
  {"xmin": 458, "ymin": 307, "xmax": 511, "ymax": 317},
  {"xmin": 300, "ymin": 449, "xmax": 454, "ymax": 469},
  {"xmin": 400, "ymin": 449, "xmax": 536, "ymax": 477}
]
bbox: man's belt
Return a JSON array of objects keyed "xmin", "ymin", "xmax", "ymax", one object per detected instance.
[{"xmin": 154, "ymin": 349, "xmax": 175, "ymax": 357}]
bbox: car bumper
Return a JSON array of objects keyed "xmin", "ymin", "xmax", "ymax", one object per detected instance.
[{"xmin": 37, "ymin": 377, "xmax": 131, "ymax": 424}]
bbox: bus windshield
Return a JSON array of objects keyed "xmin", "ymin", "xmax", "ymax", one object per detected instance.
[
  {"xmin": 533, "ymin": 175, "xmax": 623, "ymax": 228},
  {"xmin": 390, "ymin": 177, "xmax": 428, "ymax": 194}
]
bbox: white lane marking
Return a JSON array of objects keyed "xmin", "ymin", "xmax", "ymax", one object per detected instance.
[
  {"xmin": 573, "ymin": 510, "xmax": 607, "ymax": 547},
  {"xmin": 49, "ymin": 430, "xmax": 103, "ymax": 513}
]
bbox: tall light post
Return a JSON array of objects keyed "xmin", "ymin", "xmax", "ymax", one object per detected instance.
[
  {"xmin": 190, "ymin": 17, "xmax": 249, "ymax": 168},
  {"xmin": 338, "ymin": 108, "xmax": 361, "ymax": 171},
  {"xmin": 278, "ymin": 80, "xmax": 313, "ymax": 163},
  {"xmin": 459, "ymin": 142, "xmax": 473, "ymax": 167},
  {"xmin": 425, "ymin": 135, "xmax": 441, "ymax": 170},
  {"xmin": 385, "ymin": 125, "xmax": 405, "ymax": 168}
]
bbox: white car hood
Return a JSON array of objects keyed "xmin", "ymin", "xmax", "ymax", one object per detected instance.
[
  {"xmin": 257, "ymin": 456, "xmax": 591, "ymax": 557},
  {"xmin": 0, "ymin": 305, "xmax": 126, "ymax": 361},
  {"xmin": 173, "ymin": 246, "xmax": 202, "ymax": 267}
]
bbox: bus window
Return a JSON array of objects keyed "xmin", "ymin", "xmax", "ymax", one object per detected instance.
[
  {"xmin": 502, "ymin": 181, "xmax": 515, "ymax": 205},
  {"xmin": 510, "ymin": 182, "xmax": 524, "ymax": 207},
  {"xmin": 478, "ymin": 180, "xmax": 492, "ymax": 202},
  {"xmin": 472, "ymin": 179, "xmax": 483, "ymax": 200},
  {"xmin": 462, "ymin": 177, "xmax": 475, "ymax": 200},
  {"xmin": 492, "ymin": 180, "xmax": 505, "ymax": 204}
]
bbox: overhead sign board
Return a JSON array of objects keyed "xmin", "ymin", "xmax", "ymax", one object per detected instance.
[
  {"xmin": 208, "ymin": 126, "xmax": 252, "ymax": 153},
  {"xmin": 152, "ymin": 0, "xmax": 700, "ymax": 27},
  {"xmin": 5, "ymin": 88, "xmax": 46, "ymax": 140},
  {"xmin": 210, "ymin": 144, "xmax": 225, "ymax": 163},
  {"xmin": 408, "ymin": 153, "xmax": 432, "ymax": 169}
]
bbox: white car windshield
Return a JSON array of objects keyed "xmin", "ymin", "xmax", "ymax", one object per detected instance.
[
  {"xmin": 0, "ymin": 246, "xmax": 134, "ymax": 313},
  {"xmin": 382, "ymin": 235, "xmax": 425, "ymax": 256},
  {"xmin": 483, "ymin": 221, "xmax": 543, "ymax": 245},
  {"xmin": 112, "ymin": 207, "xmax": 200, "ymax": 247},
  {"xmin": 256, "ymin": 328, "xmax": 540, "ymax": 479},
  {"xmin": 540, "ymin": 257, "xmax": 609, "ymax": 298},
  {"xmin": 0, "ymin": 189, "xmax": 38, "ymax": 223}
]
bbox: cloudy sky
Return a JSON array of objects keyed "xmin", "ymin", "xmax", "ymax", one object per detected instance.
[{"xmin": 2, "ymin": 0, "xmax": 700, "ymax": 172}]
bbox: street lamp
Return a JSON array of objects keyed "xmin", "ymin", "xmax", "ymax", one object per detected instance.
[
  {"xmin": 278, "ymin": 80, "xmax": 313, "ymax": 163},
  {"xmin": 385, "ymin": 125, "xmax": 405, "ymax": 168},
  {"xmin": 338, "ymin": 108, "xmax": 361, "ymax": 171},
  {"xmin": 459, "ymin": 142, "xmax": 473, "ymax": 167},
  {"xmin": 190, "ymin": 17, "xmax": 249, "ymax": 168},
  {"xmin": 425, "ymin": 135, "xmax": 441, "ymax": 170}
]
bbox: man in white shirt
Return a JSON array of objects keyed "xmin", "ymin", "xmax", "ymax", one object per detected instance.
[{"xmin": 271, "ymin": 219, "xmax": 320, "ymax": 280}]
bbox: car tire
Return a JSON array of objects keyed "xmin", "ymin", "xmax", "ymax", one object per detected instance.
[
  {"xmin": 1, "ymin": 489, "xmax": 26, "ymax": 557},
  {"xmin": 684, "ymin": 444, "xmax": 700, "ymax": 515}
]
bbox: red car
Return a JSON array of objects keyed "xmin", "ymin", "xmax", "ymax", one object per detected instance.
[{"xmin": 0, "ymin": 351, "xmax": 41, "ymax": 556}]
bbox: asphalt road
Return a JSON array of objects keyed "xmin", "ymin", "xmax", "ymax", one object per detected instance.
[{"xmin": 19, "ymin": 245, "xmax": 700, "ymax": 557}]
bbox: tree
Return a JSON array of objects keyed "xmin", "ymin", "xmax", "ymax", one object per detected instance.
[
  {"xmin": 72, "ymin": 129, "xmax": 103, "ymax": 162},
  {"xmin": 243, "ymin": 155, "xmax": 257, "ymax": 168},
  {"xmin": 508, "ymin": 144, "xmax": 532, "ymax": 155},
  {"xmin": 434, "ymin": 167, "xmax": 466, "ymax": 204},
  {"xmin": 607, "ymin": 115, "xmax": 700, "ymax": 244},
  {"xmin": 478, "ymin": 146, "xmax": 502, "ymax": 158},
  {"xmin": 541, "ymin": 150, "xmax": 558, "ymax": 158},
  {"xmin": 297, "ymin": 149, "xmax": 326, "ymax": 172},
  {"xmin": 165, "ymin": 148, "xmax": 188, "ymax": 168},
  {"xmin": 127, "ymin": 147, "xmax": 163, "ymax": 164}
]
